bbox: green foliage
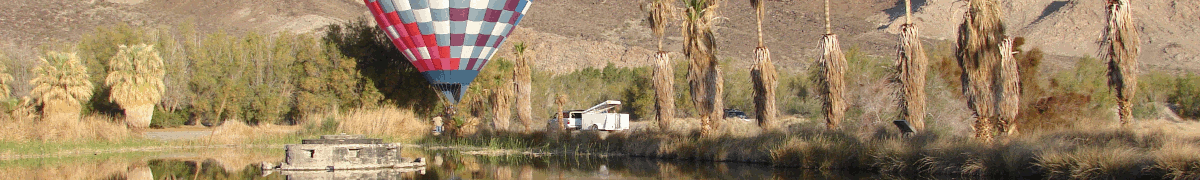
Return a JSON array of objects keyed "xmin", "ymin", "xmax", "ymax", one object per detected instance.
[
  {"xmin": 150, "ymin": 107, "xmax": 187, "ymax": 128},
  {"xmin": 323, "ymin": 19, "xmax": 439, "ymax": 116},
  {"xmin": 1167, "ymin": 74, "xmax": 1200, "ymax": 119}
]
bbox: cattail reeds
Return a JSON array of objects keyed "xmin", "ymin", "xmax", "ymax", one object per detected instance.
[
  {"xmin": 750, "ymin": 0, "xmax": 778, "ymax": 130},
  {"xmin": 647, "ymin": 0, "xmax": 677, "ymax": 132},
  {"xmin": 513, "ymin": 42, "xmax": 533, "ymax": 133},
  {"xmin": 956, "ymin": 0, "xmax": 1005, "ymax": 143},
  {"xmin": 998, "ymin": 37, "xmax": 1020, "ymax": 135},
  {"xmin": 682, "ymin": 0, "xmax": 723, "ymax": 135},
  {"xmin": 817, "ymin": 0, "xmax": 847, "ymax": 130},
  {"xmin": 491, "ymin": 83, "xmax": 513, "ymax": 132},
  {"xmin": 1103, "ymin": 0, "xmax": 1140, "ymax": 126},
  {"xmin": 31, "ymin": 52, "xmax": 93, "ymax": 123},
  {"xmin": 106, "ymin": 44, "xmax": 166, "ymax": 129},
  {"xmin": 895, "ymin": 0, "xmax": 928, "ymax": 132}
]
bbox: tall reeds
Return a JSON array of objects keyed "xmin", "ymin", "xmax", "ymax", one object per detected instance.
[
  {"xmin": 0, "ymin": 57, "xmax": 11, "ymax": 100},
  {"xmin": 998, "ymin": 37, "xmax": 1019, "ymax": 135},
  {"xmin": 956, "ymin": 0, "xmax": 1005, "ymax": 142},
  {"xmin": 513, "ymin": 42, "xmax": 533, "ymax": 133},
  {"xmin": 106, "ymin": 44, "xmax": 166, "ymax": 129},
  {"xmin": 1103, "ymin": 0, "xmax": 1140, "ymax": 126},
  {"xmin": 682, "ymin": 0, "xmax": 723, "ymax": 135},
  {"xmin": 647, "ymin": 0, "xmax": 677, "ymax": 132},
  {"xmin": 817, "ymin": 0, "xmax": 847, "ymax": 130},
  {"xmin": 895, "ymin": 0, "xmax": 928, "ymax": 132},
  {"xmin": 31, "ymin": 52, "xmax": 93, "ymax": 122},
  {"xmin": 750, "ymin": 0, "xmax": 778, "ymax": 129}
]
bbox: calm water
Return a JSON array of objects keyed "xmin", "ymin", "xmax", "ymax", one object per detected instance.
[{"xmin": 0, "ymin": 147, "xmax": 898, "ymax": 180}]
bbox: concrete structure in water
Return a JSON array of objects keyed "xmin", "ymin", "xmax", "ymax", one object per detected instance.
[{"xmin": 264, "ymin": 134, "xmax": 425, "ymax": 171}]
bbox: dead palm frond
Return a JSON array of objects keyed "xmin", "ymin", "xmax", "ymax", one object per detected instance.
[
  {"xmin": 956, "ymin": 0, "xmax": 1005, "ymax": 143},
  {"xmin": 106, "ymin": 44, "xmax": 166, "ymax": 128},
  {"xmin": 12, "ymin": 96, "xmax": 39, "ymax": 120},
  {"xmin": 513, "ymin": 42, "xmax": 533, "ymax": 133},
  {"xmin": 555, "ymin": 94, "xmax": 568, "ymax": 131},
  {"xmin": 491, "ymin": 84, "xmax": 512, "ymax": 131},
  {"xmin": 653, "ymin": 52, "xmax": 675, "ymax": 132},
  {"xmin": 682, "ymin": 0, "xmax": 723, "ymax": 135},
  {"xmin": 30, "ymin": 51, "xmax": 93, "ymax": 122},
  {"xmin": 750, "ymin": 0, "xmax": 777, "ymax": 129},
  {"xmin": 646, "ymin": 0, "xmax": 678, "ymax": 51},
  {"xmin": 817, "ymin": 0, "xmax": 847, "ymax": 130},
  {"xmin": 997, "ymin": 37, "xmax": 1019, "ymax": 136},
  {"xmin": 895, "ymin": 0, "xmax": 928, "ymax": 132},
  {"xmin": 1103, "ymin": 0, "xmax": 1140, "ymax": 126}
]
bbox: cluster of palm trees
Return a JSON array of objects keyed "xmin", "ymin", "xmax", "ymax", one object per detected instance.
[
  {"xmin": 641, "ymin": 0, "xmax": 1141, "ymax": 141},
  {"xmin": 3, "ymin": 44, "xmax": 165, "ymax": 130}
]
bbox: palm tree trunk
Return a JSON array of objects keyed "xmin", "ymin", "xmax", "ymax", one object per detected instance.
[
  {"xmin": 897, "ymin": 23, "xmax": 928, "ymax": 132},
  {"xmin": 818, "ymin": 0, "xmax": 847, "ymax": 130},
  {"xmin": 956, "ymin": 0, "xmax": 1005, "ymax": 143},
  {"xmin": 125, "ymin": 103, "xmax": 156, "ymax": 129},
  {"xmin": 515, "ymin": 56, "xmax": 533, "ymax": 133},
  {"xmin": 752, "ymin": 47, "xmax": 777, "ymax": 129},
  {"xmin": 1105, "ymin": 0, "xmax": 1140, "ymax": 126},
  {"xmin": 653, "ymin": 52, "xmax": 675, "ymax": 132}
]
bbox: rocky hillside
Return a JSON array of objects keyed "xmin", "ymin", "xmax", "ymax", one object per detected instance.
[{"xmin": 2, "ymin": 0, "xmax": 1197, "ymax": 74}]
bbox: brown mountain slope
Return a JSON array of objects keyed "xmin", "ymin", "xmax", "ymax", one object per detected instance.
[{"xmin": 2, "ymin": 0, "xmax": 1197, "ymax": 76}]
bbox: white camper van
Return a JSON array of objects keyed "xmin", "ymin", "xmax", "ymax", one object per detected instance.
[{"xmin": 549, "ymin": 100, "xmax": 630, "ymax": 131}]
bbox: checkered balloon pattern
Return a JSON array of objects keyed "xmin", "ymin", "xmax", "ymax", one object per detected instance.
[{"xmin": 365, "ymin": 0, "xmax": 532, "ymax": 72}]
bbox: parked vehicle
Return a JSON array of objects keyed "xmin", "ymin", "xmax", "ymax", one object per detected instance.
[
  {"xmin": 724, "ymin": 109, "xmax": 749, "ymax": 120},
  {"xmin": 548, "ymin": 100, "xmax": 630, "ymax": 131}
]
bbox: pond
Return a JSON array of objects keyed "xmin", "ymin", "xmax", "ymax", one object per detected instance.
[{"xmin": 0, "ymin": 147, "xmax": 906, "ymax": 180}]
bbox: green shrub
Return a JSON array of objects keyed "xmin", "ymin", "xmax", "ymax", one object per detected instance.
[
  {"xmin": 151, "ymin": 108, "xmax": 188, "ymax": 128},
  {"xmin": 1168, "ymin": 74, "xmax": 1200, "ymax": 119}
]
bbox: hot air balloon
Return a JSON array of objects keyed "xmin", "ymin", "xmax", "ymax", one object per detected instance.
[{"xmin": 364, "ymin": 0, "xmax": 533, "ymax": 104}]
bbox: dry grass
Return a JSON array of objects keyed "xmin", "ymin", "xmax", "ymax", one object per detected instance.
[
  {"xmin": 333, "ymin": 105, "xmax": 430, "ymax": 140},
  {"xmin": 1104, "ymin": 0, "xmax": 1141, "ymax": 126},
  {"xmin": 0, "ymin": 114, "xmax": 130, "ymax": 142},
  {"xmin": 0, "ymin": 56, "xmax": 11, "ymax": 100}
]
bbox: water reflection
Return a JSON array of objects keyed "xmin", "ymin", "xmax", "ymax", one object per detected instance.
[{"xmin": 0, "ymin": 148, "xmax": 900, "ymax": 180}]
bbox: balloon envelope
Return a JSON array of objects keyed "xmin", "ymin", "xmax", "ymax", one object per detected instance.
[{"xmin": 364, "ymin": 0, "xmax": 533, "ymax": 104}]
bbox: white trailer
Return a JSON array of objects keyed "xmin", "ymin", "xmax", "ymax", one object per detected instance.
[{"xmin": 550, "ymin": 100, "xmax": 630, "ymax": 131}]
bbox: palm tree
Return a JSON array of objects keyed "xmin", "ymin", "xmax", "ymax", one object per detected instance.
[
  {"xmin": 513, "ymin": 42, "xmax": 533, "ymax": 133},
  {"xmin": 681, "ymin": 0, "xmax": 723, "ymax": 135},
  {"xmin": 555, "ymin": 94, "xmax": 568, "ymax": 131},
  {"xmin": 1103, "ymin": 0, "xmax": 1140, "ymax": 126},
  {"xmin": 106, "ymin": 44, "xmax": 166, "ymax": 129},
  {"xmin": 750, "ymin": 0, "xmax": 778, "ymax": 130},
  {"xmin": 956, "ymin": 0, "xmax": 1005, "ymax": 143},
  {"xmin": 647, "ymin": 0, "xmax": 677, "ymax": 132},
  {"xmin": 30, "ymin": 51, "xmax": 94, "ymax": 122},
  {"xmin": 817, "ymin": 0, "xmax": 847, "ymax": 130},
  {"xmin": 895, "ymin": 0, "xmax": 928, "ymax": 132}
]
